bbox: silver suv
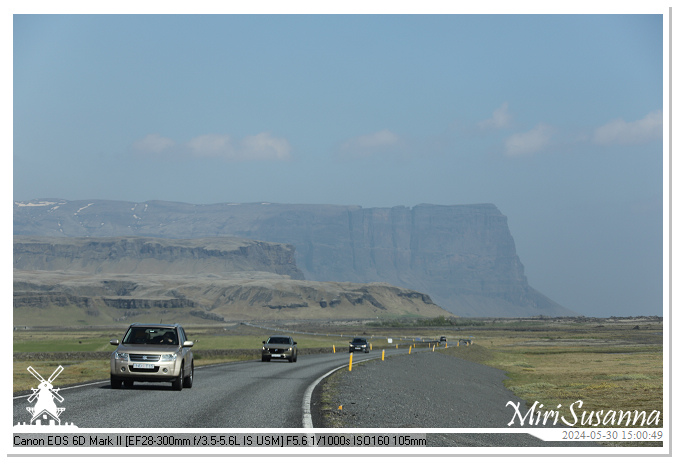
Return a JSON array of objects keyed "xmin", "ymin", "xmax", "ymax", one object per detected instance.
[{"xmin": 110, "ymin": 323, "xmax": 194, "ymax": 391}]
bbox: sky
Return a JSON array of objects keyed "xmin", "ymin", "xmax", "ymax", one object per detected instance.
[{"xmin": 11, "ymin": 7, "xmax": 668, "ymax": 318}]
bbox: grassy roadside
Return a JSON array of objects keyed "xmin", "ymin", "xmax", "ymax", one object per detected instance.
[
  {"xmin": 435, "ymin": 323, "xmax": 662, "ymax": 447},
  {"xmin": 438, "ymin": 327, "xmax": 663, "ymax": 425}
]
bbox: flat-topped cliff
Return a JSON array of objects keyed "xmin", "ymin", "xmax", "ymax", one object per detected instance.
[
  {"xmin": 14, "ymin": 199, "xmax": 575, "ymax": 317},
  {"xmin": 13, "ymin": 235, "xmax": 304, "ymax": 279}
]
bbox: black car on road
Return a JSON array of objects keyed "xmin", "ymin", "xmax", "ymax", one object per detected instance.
[{"xmin": 349, "ymin": 337, "xmax": 369, "ymax": 353}]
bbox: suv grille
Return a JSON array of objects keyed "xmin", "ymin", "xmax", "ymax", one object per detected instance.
[{"xmin": 129, "ymin": 354, "xmax": 161, "ymax": 362}]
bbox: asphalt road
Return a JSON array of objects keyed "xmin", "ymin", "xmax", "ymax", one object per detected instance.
[
  {"xmin": 14, "ymin": 347, "xmax": 592, "ymax": 448},
  {"xmin": 322, "ymin": 350, "xmax": 596, "ymax": 447},
  {"xmin": 13, "ymin": 347, "xmax": 601, "ymax": 449},
  {"xmin": 13, "ymin": 349, "xmax": 393, "ymax": 428}
]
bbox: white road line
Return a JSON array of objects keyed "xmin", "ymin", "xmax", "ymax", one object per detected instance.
[
  {"xmin": 13, "ymin": 380, "xmax": 109, "ymax": 399},
  {"xmin": 302, "ymin": 364, "xmax": 346, "ymax": 428},
  {"xmin": 302, "ymin": 356, "xmax": 378, "ymax": 428},
  {"xmin": 13, "ymin": 363, "xmax": 225, "ymax": 399},
  {"xmin": 12, "ymin": 363, "xmax": 218, "ymax": 400}
]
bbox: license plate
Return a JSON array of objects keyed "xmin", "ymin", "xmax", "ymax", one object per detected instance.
[
  {"xmin": 271, "ymin": 354, "xmax": 282, "ymax": 358},
  {"xmin": 133, "ymin": 363, "xmax": 154, "ymax": 369}
]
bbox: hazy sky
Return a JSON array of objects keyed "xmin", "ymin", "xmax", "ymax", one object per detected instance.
[{"xmin": 12, "ymin": 10, "xmax": 667, "ymax": 317}]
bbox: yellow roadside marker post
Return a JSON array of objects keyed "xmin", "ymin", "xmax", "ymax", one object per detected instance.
[
  {"xmin": 409, "ymin": 345, "xmax": 412, "ymax": 354},
  {"xmin": 333, "ymin": 345, "xmax": 335, "ymax": 353},
  {"xmin": 382, "ymin": 350, "xmax": 385, "ymax": 361},
  {"xmin": 349, "ymin": 352, "xmax": 353, "ymax": 371}
]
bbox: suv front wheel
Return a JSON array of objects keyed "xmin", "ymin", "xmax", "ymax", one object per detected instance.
[
  {"xmin": 173, "ymin": 363, "xmax": 184, "ymax": 391},
  {"xmin": 111, "ymin": 375, "xmax": 122, "ymax": 389},
  {"xmin": 184, "ymin": 362, "xmax": 194, "ymax": 388}
]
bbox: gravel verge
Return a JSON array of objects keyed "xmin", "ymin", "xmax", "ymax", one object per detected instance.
[{"xmin": 317, "ymin": 349, "xmax": 595, "ymax": 447}]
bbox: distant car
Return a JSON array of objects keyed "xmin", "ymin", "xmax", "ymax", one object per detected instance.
[
  {"xmin": 110, "ymin": 323, "xmax": 194, "ymax": 391},
  {"xmin": 349, "ymin": 337, "xmax": 369, "ymax": 353},
  {"xmin": 439, "ymin": 336, "xmax": 447, "ymax": 343},
  {"xmin": 262, "ymin": 336, "xmax": 298, "ymax": 362}
]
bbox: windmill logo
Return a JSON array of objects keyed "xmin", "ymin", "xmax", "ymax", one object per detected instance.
[{"xmin": 15, "ymin": 365, "xmax": 77, "ymax": 428}]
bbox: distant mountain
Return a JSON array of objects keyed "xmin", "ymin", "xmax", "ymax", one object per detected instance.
[
  {"xmin": 14, "ymin": 199, "xmax": 576, "ymax": 317},
  {"xmin": 13, "ymin": 270, "xmax": 448, "ymax": 325},
  {"xmin": 13, "ymin": 235, "xmax": 304, "ymax": 279},
  {"xmin": 13, "ymin": 236, "xmax": 449, "ymax": 324}
]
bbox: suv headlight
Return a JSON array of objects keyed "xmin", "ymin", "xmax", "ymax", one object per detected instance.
[
  {"xmin": 161, "ymin": 353, "xmax": 178, "ymax": 362},
  {"xmin": 114, "ymin": 352, "xmax": 129, "ymax": 361}
]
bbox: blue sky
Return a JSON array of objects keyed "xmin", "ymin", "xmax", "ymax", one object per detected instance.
[{"xmin": 11, "ymin": 10, "xmax": 667, "ymax": 317}]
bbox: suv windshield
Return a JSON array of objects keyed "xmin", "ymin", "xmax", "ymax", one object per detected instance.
[
  {"xmin": 267, "ymin": 337, "xmax": 291, "ymax": 344},
  {"xmin": 351, "ymin": 338, "xmax": 366, "ymax": 343},
  {"xmin": 123, "ymin": 327, "xmax": 179, "ymax": 345}
]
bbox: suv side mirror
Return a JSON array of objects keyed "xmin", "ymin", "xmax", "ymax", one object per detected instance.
[
  {"xmin": 293, "ymin": 341, "xmax": 297, "ymax": 345},
  {"xmin": 183, "ymin": 341, "xmax": 194, "ymax": 347},
  {"xmin": 110, "ymin": 339, "xmax": 119, "ymax": 346}
]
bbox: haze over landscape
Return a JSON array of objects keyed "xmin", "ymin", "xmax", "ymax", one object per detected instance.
[{"xmin": 12, "ymin": 9, "xmax": 666, "ymax": 318}]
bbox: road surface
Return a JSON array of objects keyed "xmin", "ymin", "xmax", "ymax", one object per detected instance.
[{"xmin": 13, "ymin": 350, "xmax": 390, "ymax": 428}]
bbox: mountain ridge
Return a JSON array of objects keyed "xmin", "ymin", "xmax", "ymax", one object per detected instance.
[
  {"xmin": 13, "ymin": 236, "xmax": 449, "ymax": 324},
  {"xmin": 14, "ymin": 198, "xmax": 576, "ymax": 317}
]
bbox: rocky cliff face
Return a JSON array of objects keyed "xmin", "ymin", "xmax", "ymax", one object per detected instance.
[
  {"xmin": 14, "ymin": 199, "xmax": 574, "ymax": 317},
  {"xmin": 14, "ymin": 236, "xmax": 304, "ymax": 279},
  {"xmin": 13, "ymin": 270, "xmax": 449, "ymax": 325}
]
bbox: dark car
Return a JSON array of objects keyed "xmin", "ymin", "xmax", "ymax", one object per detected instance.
[
  {"xmin": 349, "ymin": 337, "xmax": 369, "ymax": 353},
  {"xmin": 439, "ymin": 336, "xmax": 447, "ymax": 343},
  {"xmin": 110, "ymin": 323, "xmax": 194, "ymax": 391},
  {"xmin": 262, "ymin": 336, "xmax": 298, "ymax": 362}
]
